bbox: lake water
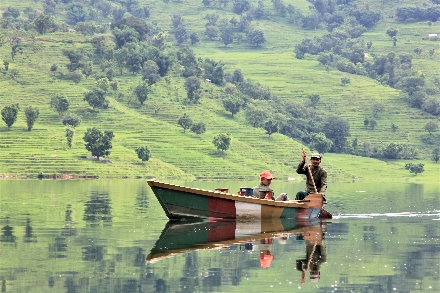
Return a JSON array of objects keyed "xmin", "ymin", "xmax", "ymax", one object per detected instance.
[{"xmin": 0, "ymin": 179, "xmax": 439, "ymax": 293}]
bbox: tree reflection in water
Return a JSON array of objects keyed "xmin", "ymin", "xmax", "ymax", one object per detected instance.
[{"xmin": 83, "ymin": 191, "xmax": 112, "ymax": 224}]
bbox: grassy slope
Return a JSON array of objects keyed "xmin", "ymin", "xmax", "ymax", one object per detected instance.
[{"xmin": 0, "ymin": 0, "xmax": 439, "ymax": 181}]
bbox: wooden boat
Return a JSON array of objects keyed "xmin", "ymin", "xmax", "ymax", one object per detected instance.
[
  {"xmin": 146, "ymin": 219, "xmax": 326, "ymax": 264},
  {"xmin": 147, "ymin": 180, "xmax": 332, "ymax": 220}
]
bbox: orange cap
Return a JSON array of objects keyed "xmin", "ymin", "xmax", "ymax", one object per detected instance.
[{"xmin": 260, "ymin": 171, "xmax": 273, "ymax": 179}]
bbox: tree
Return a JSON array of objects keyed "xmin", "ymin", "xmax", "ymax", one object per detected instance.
[
  {"xmin": 135, "ymin": 146, "xmax": 151, "ymax": 163},
  {"xmin": 174, "ymin": 26, "xmax": 189, "ymax": 44},
  {"xmin": 363, "ymin": 117, "xmax": 369, "ymax": 129},
  {"xmin": 220, "ymin": 28, "xmax": 234, "ymax": 47},
  {"xmin": 432, "ymin": 147, "xmax": 440, "ymax": 163},
  {"xmin": 50, "ymin": 95, "xmax": 70, "ymax": 118},
  {"xmin": 404, "ymin": 163, "xmax": 424, "ymax": 176},
  {"xmin": 190, "ymin": 32, "xmax": 199, "ymax": 45},
  {"xmin": 83, "ymin": 88, "xmax": 107, "ymax": 110},
  {"xmin": 308, "ymin": 94, "xmax": 320, "ymax": 108},
  {"xmin": 322, "ymin": 115, "xmax": 350, "ymax": 152},
  {"xmin": 66, "ymin": 127, "xmax": 75, "ymax": 149},
  {"xmin": 10, "ymin": 37, "xmax": 23, "ymax": 61},
  {"xmin": 142, "ymin": 60, "xmax": 160, "ymax": 85},
  {"xmin": 190, "ymin": 122, "xmax": 206, "ymax": 136},
  {"xmin": 62, "ymin": 113, "xmax": 81, "ymax": 128},
  {"xmin": 414, "ymin": 47, "xmax": 422, "ymax": 56},
  {"xmin": 263, "ymin": 120, "xmax": 279, "ymax": 138},
  {"xmin": 386, "ymin": 28, "xmax": 398, "ymax": 38},
  {"xmin": 134, "ymin": 82, "xmax": 151, "ymax": 105},
  {"xmin": 33, "ymin": 13, "xmax": 55, "ymax": 34},
  {"xmin": 63, "ymin": 49, "xmax": 83, "ymax": 72},
  {"xmin": 178, "ymin": 113, "xmax": 193, "ymax": 133},
  {"xmin": 222, "ymin": 96, "xmax": 243, "ymax": 117},
  {"xmin": 391, "ymin": 123, "xmax": 398, "ymax": 132},
  {"xmin": 369, "ymin": 119, "xmax": 377, "ymax": 130},
  {"xmin": 246, "ymin": 30, "xmax": 266, "ymax": 47},
  {"xmin": 83, "ymin": 128, "xmax": 114, "ymax": 160},
  {"xmin": 184, "ymin": 76, "xmax": 201, "ymax": 102},
  {"xmin": 309, "ymin": 132, "xmax": 333, "ymax": 154},
  {"xmin": 372, "ymin": 103, "xmax": 385, "ymax": 118},
  {"xmin": 24, "ymin": 106, "xmax": 39, "ymax": 131},
  {"xmin": 231, "ymin": 69, "xmax": 244, "ymax": 84},
  {"xmin": 424, "ymin": 121, "xmax": 438, "ymax": 135},
  {"xmin": 1, "ymin": 104, "xmax": 19, "ymax": 130},
  {"xmin": 245, "ymin": 105, "xmax": 267, "ymax": 127},
  {"xmin": 66, "ymin": 3, "xmax": 87, "ymax": 24},
  {"xmin": 212, "ymin": 133, "xmax": 231, "ymax": 154},
  {"xmin": 341, "ymin": 77, "xmax": 350, "ymax": 86},
  {"xmin": 382, "ymin": 142, "xmax": 403, "ymax": 159},
  {"xmin": 205, "ymin": 25, "xmax": 219, "ymax": 41}
]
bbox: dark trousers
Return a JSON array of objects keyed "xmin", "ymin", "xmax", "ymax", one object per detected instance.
[{"xmin": 295, "ymin": 191, "xmax": 309, "ymax": 200}]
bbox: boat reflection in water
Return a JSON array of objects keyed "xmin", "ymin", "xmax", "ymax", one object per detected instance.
[{"xmin": 147, "ymin": 218, "xmax": 327, "ymax": 284}]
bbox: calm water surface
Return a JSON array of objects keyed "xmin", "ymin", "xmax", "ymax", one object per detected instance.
[{"xmin": 0, "ymin": 179, "xmax": 439, "ymax": 293}]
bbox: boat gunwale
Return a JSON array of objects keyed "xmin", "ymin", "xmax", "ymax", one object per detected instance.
[{"xmin": 147, "ymin": 180, "xmax": 311, "ymax": 208}]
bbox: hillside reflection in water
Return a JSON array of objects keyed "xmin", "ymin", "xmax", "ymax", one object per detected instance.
[{"xmin": 0, "ymin": 179, "xmax": 439, "ymax": 292}]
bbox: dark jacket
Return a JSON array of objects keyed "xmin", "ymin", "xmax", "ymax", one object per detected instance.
[{"xmin": 296, "ymin": 162, "xmax": 327, "ymax": 194}]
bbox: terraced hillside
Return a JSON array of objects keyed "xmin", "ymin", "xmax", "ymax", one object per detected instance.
[{"xmin": 0, "ymin": 0, "xmax": 439, "ymax": 181}]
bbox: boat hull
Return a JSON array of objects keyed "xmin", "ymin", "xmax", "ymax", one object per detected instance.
[{"xmin": 148, "ymin": 180, "xmax": 330, "ymax": 220}]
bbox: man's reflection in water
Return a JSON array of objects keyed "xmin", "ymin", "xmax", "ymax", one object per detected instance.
[
  {"xmin": 296, "ymin": 226, "xmax": 327, "ymax": 284},
  {"xmin": 259, "ymin": 238, "xmax": 274, "ymax": 268}
]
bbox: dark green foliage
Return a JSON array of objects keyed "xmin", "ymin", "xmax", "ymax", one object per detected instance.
[
  {"xmin": 1, "ymin": 104, "xmax": 19, "ymax": 130},
  {"xmin": 142, "ymin": 60, "xmax": 160, "ymax": 85},
  {"xmin": 245, "ymin": 105, "xmax": 267, "ymax": 128},
  {"xmin": 50, "ymin": 95, "xmax": 70, "ymax": 118},
  {"xmin": 372, "ymin": 103, "xmax": 385, "ymax": 118},
  {"xmin": 310, "ymin": 132, "xmax": 333, "ymax": 154},
  {"xmin": 205, "ymin": 25, "xmax": 219, "ymax": 40},
  {"xmin": 220, "ymin": 28, "xmax": 234, "ymax": 46},
  {"xmin": 212, "ymin": 133, "xmax": 231, "ymax": 153},
  {"xmin": 111, "ymin": 16, "xmax": 151, "ymax": 41},
  {"xmin": 405, "ymin": 163, "xmax": 424, "ymax": 175},
  {"xmin": 308, "ymin": 94, "xmax": 320, "ymax": 108},
  {"xmin": 177, "ymin": 45, "xmax": 202, "ymax": 77},
  {"xmin": 33, "ymin": 14, "xmax": 55, "ymax": 34},
  {"xmin": 246, "ymin": 30, "xmax": 266, "ymax": 47},
  {"xmin": 190, "ymin": 122, "xmax": 206, "ymax": 136},
  {"xmin": 10, "ymin": 37, "xmax": 23, "ymax": 61},
  {"xmin": 237, "ymin": 80, "xmax": 270, "ymax": 100},
  {"xmin": 203, "ymin": 59, "xmax": 224, "ymax": 85},
  {"xmin": 322, "ymin": 115, "xmax": 350, "ymax": 153},
  {"xmin": 62, "ymin": 113, "xmax": 81, "ymax": 128},
  {"xmin": 83, "ymin": 88, "xmax": 107, "ymax": 109},
  {"xmin": 432, "ymin": 148, "xmax": 440, "ymax": 163},
  {"xmin": 178, "ymin": 113, "xmax": 192, "ymax": 133},
  {"xmin": 83, "ymin": 128, "xmax": 114, "ymax": 160},
  {"xmin": 222, "ymin": 96, "xmax": 243, "ymax": 117},
  {"xmin": 66, "ymin": 3, "xmax": 87, "ymax": 24},
  {"xmin": 65, "ymin": 127, "xmax": 75, "ymax": 149},
  {"xmin": 112, "ymin": 27, "xmax": 139, "ymax": 49},
  {"xmin": 424, "ymin": 121, "xmax": 438, "ymax": 135},
  {"xmin": 174, "ymin": 26, "xmax": 189, "ymax": 44},
  {"xmin": 232, "ymin": 0, "xmax": 250, "ymax": 14},
  {"xmin": 24, "ymin": 106, "xmax": 39, "ymax": 131},
  {"xmin": 134, "ymin": 82, "xmax": 151, "ymax": 105},
  {"xmin": 2, "ymin": 6, "xmax": 20, "ymax": 19},
  {"xmin": 231, "ymin": 69, "xmax": 244, "ymax": 84},
  {"xmin": 135, "ymin": 146, "xmax": 151, "ymax": 163},
  {"xmin": 184, "ymin": 76, "xmax": 201, "ymax": 102},
  {"xmin": 63, "ymin": 49, "xmax": 84, "ymax": 72},
  {"xmin": 190, "ymin": 32, "xmax": 199, "ymax": 45},
  {"xmin": 263, "ymin": 120, "xmax": 279, "ymax": 138},
  {"xmin": 382, "ymin": 142, "xmax": 403, "ymax": 159},
  {"xmin": 386, "ymin": 28, "xmax": 398, "ymax": 38}
]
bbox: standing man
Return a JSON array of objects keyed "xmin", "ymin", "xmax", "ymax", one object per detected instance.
[
  {"xmin": 253, "ymin": 171, "xmax": 289, "ymax": 201},
  {"xmin": 295, "ymin": 150, "xmax": 327, "ymax": 201}
]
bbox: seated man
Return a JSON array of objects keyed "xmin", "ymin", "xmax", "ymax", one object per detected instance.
[
  {"xmin": 252, "ymin": 171, "xmax": 289, "ymax": 201},
  {"xmin": 296, "ymin": 151, "xmax": 327, "ymax": 201}
]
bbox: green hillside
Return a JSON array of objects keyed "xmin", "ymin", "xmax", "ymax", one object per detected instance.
[{"xmin": 0, "ymin": 0, "xmax": 439, "ymax": 181}]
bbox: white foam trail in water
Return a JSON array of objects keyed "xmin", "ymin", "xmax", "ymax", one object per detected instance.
[{"xmin": 332, "ymin": 211, "xmax": 440, "ymax": 219}]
